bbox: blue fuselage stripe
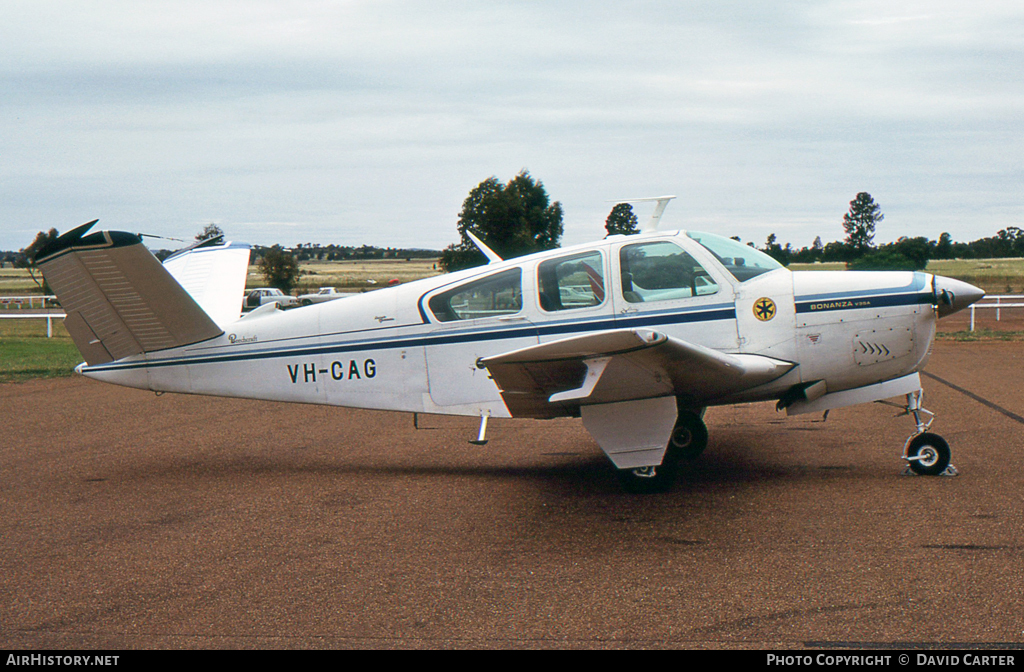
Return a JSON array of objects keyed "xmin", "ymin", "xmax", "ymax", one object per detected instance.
[
  {"xmin": 795, "ymin": 292, "xmax": 933, "ymax": 314},
  {"xmin": 83, "ymin": 306, "xmax": 739, "ymax": 373}
]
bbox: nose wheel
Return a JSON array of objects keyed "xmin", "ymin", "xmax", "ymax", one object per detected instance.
[
  {"xmin": 904, "ymin": 432, "xmax": 952, "ymax": 476},
  {"xmin": 897, "ymin": 390, "xmax": 957, "ymax": 477}
]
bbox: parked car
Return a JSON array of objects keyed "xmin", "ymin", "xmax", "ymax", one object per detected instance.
[
  {"xmin": 243, "ymin": 288, "xmax": 299, "ymax": 311},
  {"xmin": 297, "ymin": 287, "xmax": 350, "ymax": 306}
]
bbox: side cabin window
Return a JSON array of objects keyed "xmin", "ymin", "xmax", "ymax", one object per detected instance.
[
  {"xmin": 537, "ymin": 251, "xmax": 606, "ymax": 312},
  {"xmin": 619, "ymin": 241, "xmax": 719, "ymax": 303},
  {"xmin": 429, "ymin": 268, "xmax": 523, "ymax": 322}
]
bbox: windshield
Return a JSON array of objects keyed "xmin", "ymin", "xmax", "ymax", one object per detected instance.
[{"xmin": 686, "ymin": 231, "xmax": 784, "ymax": 282}]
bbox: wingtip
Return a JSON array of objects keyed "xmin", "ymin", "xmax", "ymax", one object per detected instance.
[{"xmin": 35, "ymin": 219, "xmax": 100, "ymax": 260}]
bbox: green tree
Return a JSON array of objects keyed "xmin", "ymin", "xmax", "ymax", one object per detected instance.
[
  {"xmin": 760, "ymin": 233, "xmax": 792, "ymax": 266},
  {"xmin": 258, "ymin": 245, "xmax": 300, "ymax": 293},
  {"xmin": 605, "ymin": 203, "xmax": 639, "ymax": 236},
  {"xmin": 998, "ymin": 226, "xmax": 1024, "ymax": 257},
  {"xmin": 848, "ymin": 237, "xmax": 931, "ymax": 271},
  {"xmin": 934, "ymin": 232, "xmax": 953, "ymax": 260},
  {"xmin": 196, "ymin": 223, "xmax": 224, "ymax": 242},
  {"xmin": 15, "ymin": 229, "xmax": 60, "ymax": 294},
  {"xmin": 843, "ymin": 192, "xmax": 883, "ymax": 254},
  {"xmin": 847, "ymin": 248, "xmax": 908, "ymax": 270},
  {"xmin": 440, "ymin": 170, "xmax": 563, "ymax": 272},
  {"xmin": 822, "ymin": 240, "xmax": 856, "ymax": 263}
]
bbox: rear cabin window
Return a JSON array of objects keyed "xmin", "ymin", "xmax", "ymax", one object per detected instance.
[
  {"xmin": 537, "ymin": 251, "xmax": 606, "ymax": 312},
  {"xmin": 428, "ymin": 268, "xmax": 523, "ymax": 322},
  {"xmin": 619, "ymin": 241, "xmax": 719, "ymax": 303}
]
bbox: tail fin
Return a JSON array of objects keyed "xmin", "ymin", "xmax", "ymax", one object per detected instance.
[
  {"xmin": 162, "ymin": 236, "xmax": 251, "ymax": 328},
  {"xmin": 36, "ymin": 221, "xmax": 222, "ymax": 366}
]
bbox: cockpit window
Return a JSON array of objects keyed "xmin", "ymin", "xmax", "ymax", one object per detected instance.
[
  {"xmin": 619, "ymin": 241, "xmax": 719, "ymax": 303},
  {"xmin": 686, "ymin": 231, "xmax": 783, "ymax": 282},
  {"xmin": 429, "ymin": 268, "xmax": 522, "ymax": 322}
]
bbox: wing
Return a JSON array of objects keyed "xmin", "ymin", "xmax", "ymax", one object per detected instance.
[{"xmin": 480, "ymin": 328, "xmax": 795, "ymax": 418}]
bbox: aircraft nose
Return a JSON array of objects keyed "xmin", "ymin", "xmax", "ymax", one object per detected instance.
[{"xmin": 933, "ymin": 276, "xmax": 985, "ymax": 318}]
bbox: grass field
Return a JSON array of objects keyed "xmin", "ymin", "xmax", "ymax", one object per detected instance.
[
  {"xmin": 2, "ymin": 258, "xmax": 444, "ymax": 297},
  {"xmin": 925, "ymin": 258, "xmax": 1024, "ymax": 294},
  {"xmin": 0, "ymin": 266, "xmax": 46, "ymax": 295},
  {"xmin": 249, "ymin": 258, "xmax": 443, "ymax": 293},
  {"xmin": 936, "ymin": 328, "xmax": 1024, "ymax": 342},
  {"xmin": 0, "ymin": 318, "xmax": 80, "ymax": 383}
]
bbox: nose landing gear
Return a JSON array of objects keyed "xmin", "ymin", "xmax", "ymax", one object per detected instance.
[{"xmin": 896, "ymin": 390, "xmax": 957, "ymax": 477}]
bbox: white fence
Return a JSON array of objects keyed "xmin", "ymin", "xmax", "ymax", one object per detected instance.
[
  {"xmin": 0, "ymin": 295, "xmax": 57, "ymax": 309},
  {"xmin": 969, "ymin": 295, "xmax": 1024, "ymax": 331},
  {"xmin": 0, "ymin": 313, "xmax": 67, "ymax": 337},
  {"xmin": 0, "ymin": 295, "xmax": 64, "ymax": 337}
]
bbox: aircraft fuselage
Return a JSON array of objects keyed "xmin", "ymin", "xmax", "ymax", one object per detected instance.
[{"xmin": 79, "ymin": 230, "xmax": 959, "ymax": 422}]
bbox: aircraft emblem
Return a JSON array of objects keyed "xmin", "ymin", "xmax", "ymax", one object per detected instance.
[{"xmin": 753, "ymin": 297, "xmax": 777, "ymax": 322}]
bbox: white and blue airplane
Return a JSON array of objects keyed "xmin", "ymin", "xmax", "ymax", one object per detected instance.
[{"xmin": 36, "ymin": 206, "xmax": 983, "ymax": 492}]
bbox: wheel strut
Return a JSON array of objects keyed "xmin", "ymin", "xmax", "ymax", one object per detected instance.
[{"xmin": 905, "ymin": 390, "xmax": 934, "ymax": 434}]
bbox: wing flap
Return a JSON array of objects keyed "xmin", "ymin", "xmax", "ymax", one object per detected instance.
[{"xmin": 481, "ymin": 328, "xmax": 795, "ymax": 417}]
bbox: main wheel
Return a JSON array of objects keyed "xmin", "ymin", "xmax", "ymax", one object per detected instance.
[
  {"xmin": 616, "ymin": 464, "xmax": 678, "ymax": 494},
  {"xmin": 905, "ymin": 433, "xmax": 951, "ymax": 476},
  {"xmin": 668, "ymin": 411, "xmax": 709, "ymax": 461}
]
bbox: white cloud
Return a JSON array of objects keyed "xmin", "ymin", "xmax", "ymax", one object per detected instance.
[{"xmin": 1, "ymin": 1, "xmax": 1022, "ymax": 251}]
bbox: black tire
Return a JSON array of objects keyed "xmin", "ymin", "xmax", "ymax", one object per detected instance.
[
  {"xmin": 301, "ymin": 299, "xmax": 313, "ymax": 306},
  {"xmin": 614, "ymin": 410, "xmax": 708, "ymax": 494},
  {"xmin": 906, "ymin": 433, "xmax": 951, "ymax": 476},
  {"xmin": 668, "ymin": 411, "xmax": 709, "ymax": 461}
]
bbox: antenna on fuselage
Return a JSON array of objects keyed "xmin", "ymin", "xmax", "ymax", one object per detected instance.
[
  {"xmin": 608, "ymin": 195, "xmax": 677, "ymax": 233},
  {"xmin": 466, "ymin": 230, "xmax": 503, "ymax": 264}
]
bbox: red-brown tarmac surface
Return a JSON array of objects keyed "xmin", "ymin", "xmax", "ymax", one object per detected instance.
[{"xmin": 1, "ymin": 341, "xmax": 1022, "ymax": 650}]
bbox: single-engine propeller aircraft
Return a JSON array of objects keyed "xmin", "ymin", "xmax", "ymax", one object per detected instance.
[{"xmin": 37, "ymin": 205, "xmax": 984, "ymax": 492}]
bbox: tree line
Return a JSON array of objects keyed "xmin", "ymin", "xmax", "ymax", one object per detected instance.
[
  {"xmin": 7, "ymin": 178, "xmax": 1024, "ymax": 294},
  {"xmin": 761, "ymin": 227, "xmax": 1024, "ymax": 268},
  {"xmin": 755, "ymin": 191, "xmax": 1024, "ymax": 270},
  {"xmin": 441, "ymin": 180, "xmax": 1024, "ymax": 274}
]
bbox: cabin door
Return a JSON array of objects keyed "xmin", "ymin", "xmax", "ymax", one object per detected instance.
[{"xmin": 423, "ymin": 268, "xmax": 538, "ymax": 413}]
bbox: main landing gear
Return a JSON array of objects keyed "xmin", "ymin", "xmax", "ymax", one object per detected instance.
[
  {"xmin": 898, "ymin": 390, "xmax": 956, "ymax": 477},
  {"xmin": 616, "ymin": 409, "xmax": 708, "ymax": 493}
]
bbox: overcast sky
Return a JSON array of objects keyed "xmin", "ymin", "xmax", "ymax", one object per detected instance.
[{"xmin": 2, "ymin": 1, "xmax": 1022, "ymax": 253}]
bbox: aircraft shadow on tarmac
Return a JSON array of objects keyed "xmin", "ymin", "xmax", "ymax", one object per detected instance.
[{"xmin": 95, "ymin": 433, "xmax": 858, "ymax": 497}]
